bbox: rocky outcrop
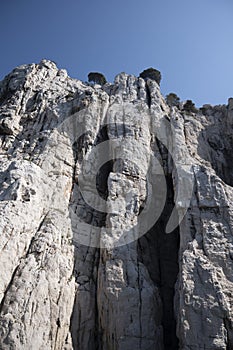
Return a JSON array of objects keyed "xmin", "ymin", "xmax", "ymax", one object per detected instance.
[{"xmin": 0, "ymin": 60, "xmax": 232, "ymax": 349}]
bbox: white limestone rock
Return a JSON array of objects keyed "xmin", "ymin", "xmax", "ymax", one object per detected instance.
[{"xmin": 0, "ymin": 61, "xmax": 232, "ymax": 350}]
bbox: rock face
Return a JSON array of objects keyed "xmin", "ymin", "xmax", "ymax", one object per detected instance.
[{"xmin": 0, "ymin": 60, "xmax": 232, "ymax": 350}]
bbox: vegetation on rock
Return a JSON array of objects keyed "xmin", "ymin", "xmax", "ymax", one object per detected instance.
[
  {"xmin": 183, "ymin": 99, "xmax": 198, "ymax": 113},
  {"xmin": 166, "ymin": 92, "xmax": 180, "ymax": 108},
  {"xmin": 88, "ymin": 72, "xmax": 107, "ymax": 85},
  {"xmin": 139, "ymin": 67, "xmax": 162, "ymax": 85}
]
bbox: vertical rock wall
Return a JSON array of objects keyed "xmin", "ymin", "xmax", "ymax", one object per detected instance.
[{"xmin": 0, "ymin": 60, "xmax": 232, "ymax": 349}]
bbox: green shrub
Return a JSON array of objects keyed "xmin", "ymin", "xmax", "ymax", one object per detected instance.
[
  {"xmin": 139, "ymin": 68, "xmax": 162, "ymax": 85},
  {"xmin": 183, "ymin": 100, "xmax": 198, "ymax": 113},
  {"xmin": 166, "ymin": 93, "xmax": 180, "ymax": 108},
  {"xmin": 199, "ymin": 104, "xmax": 212, "ymax": 115},
  {"xmin": 88, "ymin": 72, "xmax": 107, "ymax": 85}
]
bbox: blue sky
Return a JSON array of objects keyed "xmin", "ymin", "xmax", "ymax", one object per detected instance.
[{"xmin": 1, "ymin": 0, "xmax": 233, "ymax": 106}]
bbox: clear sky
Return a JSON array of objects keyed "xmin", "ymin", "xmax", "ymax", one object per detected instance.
[{"xmin": 1, "ymin": 0, "xmax": 233, "ymax": 106}]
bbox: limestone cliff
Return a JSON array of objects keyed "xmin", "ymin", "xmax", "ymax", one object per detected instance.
[{"xmin": 0, "ymin": 60, "xmax": 232, "ymax": 350}]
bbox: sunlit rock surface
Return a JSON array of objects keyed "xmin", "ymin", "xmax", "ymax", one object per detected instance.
[{"xmin": 0, "ymin": 60, "xmax": 232, "ymax": 350}]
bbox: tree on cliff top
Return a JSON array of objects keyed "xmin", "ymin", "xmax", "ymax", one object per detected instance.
[
  {"xmin": 166, "ymin": 93, "xmax": 180, "ymax": 108},
  {"xmin": 139, "ymin": 68, "xmax": 162, "ymax": 85},
  {"xmin": 183, "ymin": 99, "xmax": 198, "ymax": 113},
  {"xmin": 88, "ymin": 72, "xmax": 107, "ymax": 86}
]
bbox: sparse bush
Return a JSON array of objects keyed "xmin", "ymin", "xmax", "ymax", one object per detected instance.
[
  {"xmin": 88, "ymin": 72, "xmax": 107, "ymax": 86},
  {"xmin": 139, "ymin": 67, "xmax": 162, "ymax": 85},
  {"xmin": 183, "ymin": 99, "xmax": 198, "ymax": 113},
  {"xmin": 166, "ymin": 93, "xmax": 180, "ymax": 108},
  {"xmin": 199, "ymin": 104, "xmax": 212, "ymax": 115}
]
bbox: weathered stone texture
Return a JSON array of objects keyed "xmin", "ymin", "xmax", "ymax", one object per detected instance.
[{"xmin": 0, "ymin": 60, "xmax": 232, "ymax": 349}]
